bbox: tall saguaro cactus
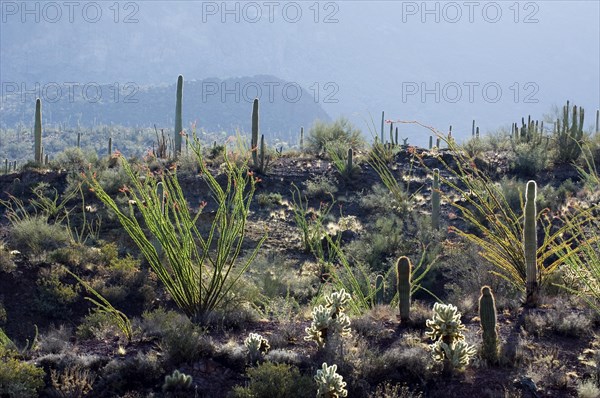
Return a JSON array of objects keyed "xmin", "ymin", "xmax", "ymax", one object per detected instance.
[
  {"xmin": 431, "ymin": 168, "xmax": 440, "ymax": 230},
  {"xmin": 396, "ymin": 256, "xmax": 412, "ymax": 322},
  {"xmin": 479, "ymin": 286, "xmax": 498, "ymax": 362},
  {"xmin": 524, "ymin": 180, "xmax": 538, "ymax": 307},
  {"xmin": 174, "ymin": 75, "xmax": 184, "ymax": 157},
  {"xmin": 34, "ymin": 98, "xmax": 42, "ymax": 164},
  {"xmin": 251, "ymin": 98, "xmax": 259, "ymax": 168}
]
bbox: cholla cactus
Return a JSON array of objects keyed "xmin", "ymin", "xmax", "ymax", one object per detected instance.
[
  {"xmin": 244, "ymin": 332, "xmax": 270, "ymax": 364},
  {"xmin": 425, "ymin": 303, "xmax": 466, "ymax": 342},
  {"xmin": 315, "ymin": 363, "xmax": 348, "ymax": 398},
  {"xmin": 325, "ymin": 289, "xmax": 351, "ymax": 316},
  {"xmin": 426, "ymin": 302, "xmax": 475, "ymax": 370},
  {"xmin": 305, "ymin": 290, "xmax": 352, "ymax": 348},
  {"xmin": 430, "ymin": 340, "xmax": 477, "ymax": 368},
  {"xmin": 162, "ymin": 369, "xmax": 192, "ymax": 392}
]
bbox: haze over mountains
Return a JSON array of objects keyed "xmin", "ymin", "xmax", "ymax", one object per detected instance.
[{"xmin": 1, "ymin": 1, "xmax": 599, "ymax": 146}]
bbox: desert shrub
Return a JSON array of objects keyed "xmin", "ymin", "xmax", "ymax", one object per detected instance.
[
  {"xmin": 369, "ymin": 383, "xmax": 423, "ymax": 398},
  {"xmin": 0, "ymin": 352, "xmax": 45, "ymax": 398},
  {"xmin": 51, "ymin": 147, "xmax": 95, "ymax": 173},
  {"xmin": 8, "ymin": 216, "xmax": 70, "ymax": 259},
  {"xmin": 141, "ymin": 308, "xmax": 214, "ymax": 365},
  {"xmin": 76, "ymin": 311, "xmax": 123, "ymax": 341},
  {"xmin": 0, "ymin": 243, "xmax": 15, "ymax": 273},
  {"xmin": 36, "ymin": 265, "xmax": 80, "ymax": 317},
  {"xmin": 37, "ymin": 325, "xmax": 72, "ymax": 355},
  {"xmin": 95, "ymin": 352, "xmax": 163, "ymax": 396},
  {"xmin": 509, "ymin": 142, "xmax": 550, "ymax": 178},
  {"xmin": 229, "ymin": 362, "xmax": 315, "ymax": 398},
  {"xmin": 306, "ymin": 118, "xmax": 365, "ymax": 157},
  {"xmin": 49, "ymin": 364, "xmax": 96, "ymax": 397},
  {"xmin": 256, "ymin": 192, "xmax": 283, "ymax": 208},
  {"xmin": 304, "ymin": 174, "xmax": 338, "ymax": 198}
]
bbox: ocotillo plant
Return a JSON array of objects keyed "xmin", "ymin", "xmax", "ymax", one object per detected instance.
[
  {"xmin": 251, "ymin": 98, "xmax": 259, "ymax": 168},
  {"xmin": 479, "ymin": 286, "xmax": 498, "ymax": 362},
  {"xmin": 432, "ymin": 168, "xmax": 440, "ymax": 230},
  {"xmin": 174, "ymin": 75, "xmax": 184, "ymax": 157},
  {"xmin": 396, "ymin": 256, "xmax": 411, "ymax": 322},
  {"xmin": 34, "ymin": 98, "xmax": 42, "ymax": 164},
  {"xmin": 524, "ymin": 180, "xmax": 538, "ymax": 307},
  {"xmin": 375, "ymin": 274, "xmax": 384, "ymax": 304}
]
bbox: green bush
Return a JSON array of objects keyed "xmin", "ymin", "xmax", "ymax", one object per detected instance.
[
  {"xmin": 229, "ymin": 362, "xmax": 314, "ymax": 398},
  {"xmin": 0, "ymin": 352, "xmax": 45, "ymax": 398},
  {"xmin": 509, "ymin": 142, "xmax": 550, "ymax": 177},
  {"xmin": 307, "ymin": 118, "xmax": 364, "ymax": 156},
  {"xmin": 8, "ymin": 216, "xmax": 70, "ymax": 259}
]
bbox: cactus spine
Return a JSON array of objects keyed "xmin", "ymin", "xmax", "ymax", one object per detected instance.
[
  {"xmin": 251, "ymin": 98, "xmax": 259, "ymax": 168},
  {"xmin": 432, "ymin": 168, "xmax": 440, "ymax": 230},
  {"xmin": 479, "ymin": 286, "xmax": 498, "ymax": 362},
  {"xmin": 524, "ymin": 180, "xmax": 538, "ymax": 307},
  {"xmin": 174, "ymin": 75, "xmax": 183, "ymax": 157},
  {"xmin": 34, "ymin": 98, "xmax": 42, "ymax": 164},
  {"xmin": 396, "ymin": 256, "xmax": 411, "ymax": 322},
  {"xmin": 375, "ymin": 274, "xmax": 384, "ymax": 304}
]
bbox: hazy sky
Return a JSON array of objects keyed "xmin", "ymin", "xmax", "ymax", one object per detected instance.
[{"xmin": 1, "ymin": 0, "xmax": 599, "ymax": 144}]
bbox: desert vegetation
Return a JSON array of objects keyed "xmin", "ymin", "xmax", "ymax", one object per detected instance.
[{"xmin": 1, "ymin": 78, "xmax": 600, "ymax": 397}]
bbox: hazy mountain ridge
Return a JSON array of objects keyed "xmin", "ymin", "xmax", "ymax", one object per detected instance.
[{"xmin": 0, "ymin": 75, "xmax": 330, "ymax": 142}]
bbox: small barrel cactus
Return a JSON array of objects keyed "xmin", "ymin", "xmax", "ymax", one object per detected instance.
[
  {"xmin": 162, "ymin": 369, "xmax": 192, "ymax": 392},
  {"xmin": 315, "ymin": 363, "xmax": 348, "ymax": 398},
  {"xmin": 479, "ymin": 286, "xmax": 498, "ymax": 362},
  {"xmin": 396, "ymin": 256, "xmax": 412, "ymax": 323},
  {"xmin": 244, "ymin": 332, "xmax": 270, "ymax": 364}
]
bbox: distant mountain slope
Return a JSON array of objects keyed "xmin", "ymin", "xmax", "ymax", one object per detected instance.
[{"xmin": 0, "ymin": 75, "xmax": 330, "ymax": 142}]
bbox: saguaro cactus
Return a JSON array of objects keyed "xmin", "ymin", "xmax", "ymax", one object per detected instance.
[
  {"xmin": 396, "ymin": 256, "xmax": 412, "ymax": 322},
  {"xmin": 479, "ymin": 286, "xmax": 498, "ymax": 362},
  {"xmin": 300, "ymin": 126, "xmax": 304, "ymax": 150},
  {"xmin": 431, "ymin": 168, "xmax": 440, "ymax": 230},
  {"xmin": 108, "ymin": 137, "xmax": 113, "ymax": 156},
  {"xmin": 524, "ymin": 180, "xmax": 538, "ymax": 307},
  {"xmin": 251, "ymin": 98, "xmax": 259, "ymax": 168},
  {"xmin": 380, "ymin": 111, "xmax": 385, "ymax": 143},
  {"xmin": 34, "ymin": 98, "xmax": 42, "ymax": 164},
  {"xmin": 174, "ymin": 75, "xmax": 184, "ymax": 157}
]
